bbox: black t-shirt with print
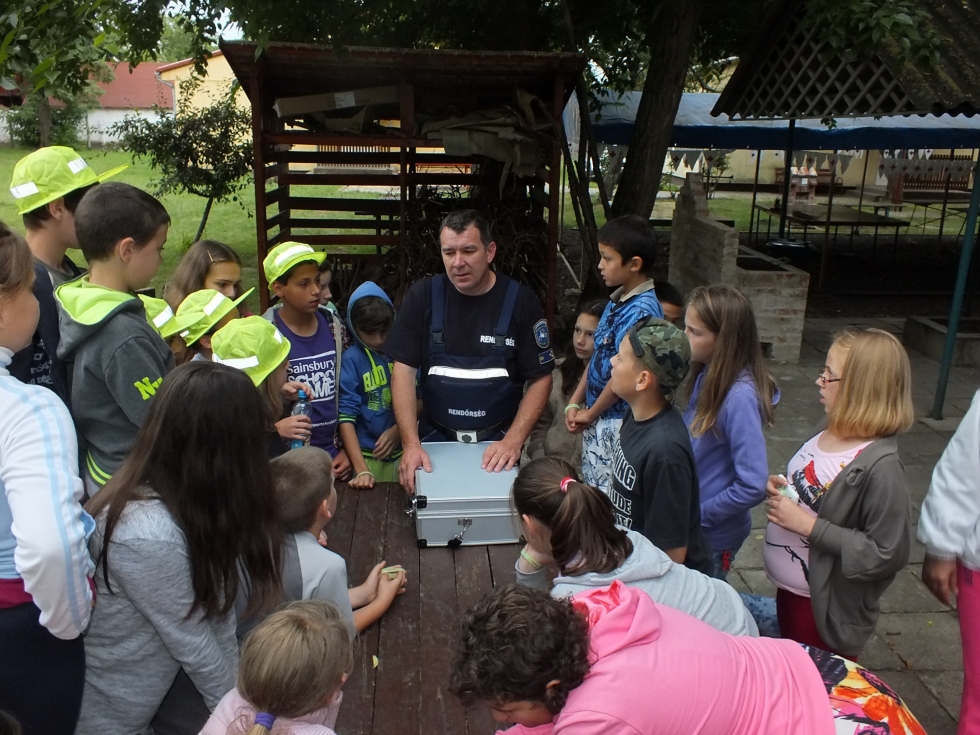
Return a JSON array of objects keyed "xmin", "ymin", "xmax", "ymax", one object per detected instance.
[
  {"xmin": 608, "ymin": 405, "xmax": 712, "ymax": 574},
  {"xmin": 383, "ymin": 274, "xmax": 555, "ymax": 384}
]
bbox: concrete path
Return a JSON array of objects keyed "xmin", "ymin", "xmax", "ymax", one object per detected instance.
[{"xmin": 731, "ymin": 317, "xmax": 980, "ymax": 735}]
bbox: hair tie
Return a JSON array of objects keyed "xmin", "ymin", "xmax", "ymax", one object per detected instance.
[
  {"xmin": 254, "ymin": 712, "xmax": 276, "ymax": 729},
  {"xmin": 560, "ymin": 477, "xmax": 575, "ymax": 493}
]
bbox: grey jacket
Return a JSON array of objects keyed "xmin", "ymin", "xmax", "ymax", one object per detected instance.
[
  {"xmin": 55, "ymin": 278, "xmax": 174, "ymax": 486},
  {"xmin": 77, "ymin": 499, "xmax": 238, "ymax": 734},
  {"xmin": 517, "ymin": 530, "xmax": 758, "ymax": 636},
  {"xmin": 807, "ymin": 432, "xmax": 911, "ymax": 657}
]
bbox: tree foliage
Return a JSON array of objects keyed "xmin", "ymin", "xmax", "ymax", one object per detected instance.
[
  {"xmin": 111, "ymin": 77, "xmax": 253, "ymax": 239},
  {"xmin": 806, "ymin": 0, "xmax": 942, "ymax": 67}
]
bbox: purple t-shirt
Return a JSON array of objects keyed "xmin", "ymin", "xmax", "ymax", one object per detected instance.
[{"xmin": 274, "ymin": 310, "xmax": 339, "ymax": 457}]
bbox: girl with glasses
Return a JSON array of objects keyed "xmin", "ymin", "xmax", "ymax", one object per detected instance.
[{"xmin": 762, "ymin": 329, "xmax": 914, "ymax": 660}]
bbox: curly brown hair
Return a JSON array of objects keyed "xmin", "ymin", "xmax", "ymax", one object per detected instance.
[{"xmin": 449, "ymin": 585, "xmax": 591, "ymax": 714}]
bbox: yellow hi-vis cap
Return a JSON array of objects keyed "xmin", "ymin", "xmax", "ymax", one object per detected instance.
[
  {"xmin": 211, "ymin": 315, "xmax": 291, "ymax": 386},
  {"xmin": 10, "ymin": 146, "xmax": 127, "ymax": 215}
]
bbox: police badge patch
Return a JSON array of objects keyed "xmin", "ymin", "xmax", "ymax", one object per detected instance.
[{"xmin": 533, "ymin": 319, "xmax": 550, "ymax": 348}]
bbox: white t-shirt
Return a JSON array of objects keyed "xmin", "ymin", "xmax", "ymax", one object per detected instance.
[{"xmin": 764, "ymin": 432, "xmax": 871, "ymax": 596}]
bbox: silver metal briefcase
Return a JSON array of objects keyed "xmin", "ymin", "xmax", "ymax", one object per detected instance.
[{"xmin": 411, "ymin": 442, "xmax": 519, "ymax": 548}]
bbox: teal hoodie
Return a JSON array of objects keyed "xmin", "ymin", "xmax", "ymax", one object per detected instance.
[{"xmin": 55, "ymin": 277, "xmax": 174, "ymax": 487}]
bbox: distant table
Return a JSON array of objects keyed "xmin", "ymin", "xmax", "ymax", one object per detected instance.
[{"xmin": 753, "ymin": 203, "xmax": 910, "ymax": 288}]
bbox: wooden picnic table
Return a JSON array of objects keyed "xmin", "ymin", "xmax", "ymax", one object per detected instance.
[
  {"xmin": 326, "ymin": 480, "xmax": 520, "ymax": 735},
  {"xmin": 753, "ymin": 203, "xmax": 910, "ymax": 289}
]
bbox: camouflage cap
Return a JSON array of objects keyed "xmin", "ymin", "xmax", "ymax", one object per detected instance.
[{"xmin": 627, "ymin": 317, "xmax": 691, "ymax": 399}]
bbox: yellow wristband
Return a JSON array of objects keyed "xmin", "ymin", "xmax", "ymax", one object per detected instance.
[
  {"xmin": 520, "ymin": 547, "xmax": 544, "ymax": 570},
  {"xmin": 564, "ymin": 403, "xmax": 583, "ymax": 416},
  {"xmin": 354, "ymin": 471, "xmax": 374, "ymax": 479}
]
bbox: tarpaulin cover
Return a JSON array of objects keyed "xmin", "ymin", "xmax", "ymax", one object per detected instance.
[{"xmin": 584, "ymin": 92, "xmax": 980, "ymax": 150}]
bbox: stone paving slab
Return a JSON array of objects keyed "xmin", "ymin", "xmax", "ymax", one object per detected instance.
[{"xmin": 730, "ymin": 316, "xmax": 980, "ymax": 733}]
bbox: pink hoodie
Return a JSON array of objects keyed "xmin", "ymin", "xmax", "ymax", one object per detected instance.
[{"xmin": 499, "ymin": 581, "xmax": 835, "ymax": 735}]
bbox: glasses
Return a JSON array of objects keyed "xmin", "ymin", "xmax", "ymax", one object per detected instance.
[{"xmin": 818, "ymin": 367, "xmax": 841, "ymax": 385}]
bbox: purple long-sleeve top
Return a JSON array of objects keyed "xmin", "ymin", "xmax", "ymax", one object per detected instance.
[{"xmin": 682, "ymin": 370, "xmax": 777, "ymax": 551}]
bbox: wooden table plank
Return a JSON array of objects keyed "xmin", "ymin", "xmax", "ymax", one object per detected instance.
[
  {"xmin": 373, "ymin": 486, "xmax": 422, "ymax": 735},
  {"xmin": 336, "ymin": 483, "xmax": 391, "ymax": 735},
  {"xmin": 487, "ymin": 544, "xmax": 521, "ymax": 588},
  {"xmin": 454, "ymin": 546, "xmax": 498, "ymax": 735},
  {"xmin": 418, "ymin": 545, "xmax": 467, "ymax": 735},
  {"xmin": 326, "ymin": 480, "xmax": 358, "ymax": 560}
]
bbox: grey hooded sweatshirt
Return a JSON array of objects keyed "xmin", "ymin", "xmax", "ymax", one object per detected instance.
[
  {"xmin": 55, "ymin": 277, "xmax": 174, "ymax": 488},
  {"xmin": 517, "ymin": 530, "xmax": 759, "ymax": 636}
]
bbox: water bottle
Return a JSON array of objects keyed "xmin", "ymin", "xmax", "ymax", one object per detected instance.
[{"xmin": 290, "ymin": 390, "xmax": 312, "ymax": 450}]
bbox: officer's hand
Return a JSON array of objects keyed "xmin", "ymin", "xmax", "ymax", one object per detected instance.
[
  {"xmin": 482, "ymin": 438, "xmax": 521, "ymax": 473},
  {"xmin": 399, "ymin": 444, "xmax": 432, "ymax": 494}
]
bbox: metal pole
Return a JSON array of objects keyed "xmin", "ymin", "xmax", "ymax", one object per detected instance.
[
  {"xmin": 779, "ymin": 119, "xmax": 796, "ymax": 238},
  {"xmin": 748, "ymin": 149, "xmax": 762, "ymax": 243},
  {"xmin": 931, "ymin": 162, "xmax": 980, "ymax": 420}
]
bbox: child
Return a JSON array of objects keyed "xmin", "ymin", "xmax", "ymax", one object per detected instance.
[
  {"xmin": 339, "ymin": 282, "xmax": 400, "ymax": 489},
  {"xmin": 764, "ymin": 329, "xmax": 914, "ymax": 659},
  {"xmin": 255, "ymin": 446, "xmax": 405, "ymax": 636},
  {"xmin": 525, "ymin": 300, "xmax": 604, "ymax": 470},
  {"xmin": 318, "ymin": 260, "xmax": 338, "ymax": 313},
  {"xmin": 654, "ymin": 280, "xmax": 685, "ymax": 326},
  {"xmin": 78, "ymin": 362, "xmax": 284, "ymax": 734},
  {"xmin": 920, "ymin": 388, "xmax": 980, "ymax": 734},
  {"xmin": 606, "ymin": 317, "xmax": 711, "ymax": 573},
  {"xmin": 7, "ymin": 146, "xmax": 125, "ymax": 404},
  {"xmin": 163, "ymin": 239, "xmax": 243, "ymax": 308},
  {"xmin": 263, "ymin": 242, "xmax": 350, "ymax": 480},
  {"xmin": 211, "ymin": 316, "xmax": 310, "ymax": 457},
  {"xmin": 450, "ymin": 582, "xmax": 926, "ymax": 734},
  {"xmin": 683, "ymin": 285, "xmax": 778, "ymax": 579},
  {"xmin": 171, "ymin": 287, "xmax": 253, "ymax": 365},
  {"xmin": 54, "ymin": 182, "xmax": 174, "ymax": 494},
  {"xmin": 0, "ymin": 224, "xmax": 94, "ymax": 735},
  {"xmin": 514, "ymin": 457, "xmax": 757, "ymax": 636},
  {"xmin": 203, "ymin": 601, "xmax": 351, "ymax": 735},
  {"xmin": 565, "ymin": 216, "xmax": 663, "ymax": 492}
]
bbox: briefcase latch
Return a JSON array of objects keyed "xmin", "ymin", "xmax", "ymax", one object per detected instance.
[
  {"xmin": 447, "ymin": 518, "xmax": 472, "ymax": 549},
  {"xmin": 405, "ymin": 495, "xmax": 427, "ymax": 516}
]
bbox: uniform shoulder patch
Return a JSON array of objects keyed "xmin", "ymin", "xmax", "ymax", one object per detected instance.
[
  {"xmin": 533, "ymin": 319, "xmax": 550, "ymax": 348},
  {"xmin": 538, "ymin": 348, "xmax": 555, "ymax": 365}
]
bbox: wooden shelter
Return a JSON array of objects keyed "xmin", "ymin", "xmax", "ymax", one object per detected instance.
[
  {"xmin": 220, "ymin": 41, "xmax": 584, "ymax": 316},
  {"xmin": 709, "ymin": 0, "xmax": 980, "ymax": 417}
]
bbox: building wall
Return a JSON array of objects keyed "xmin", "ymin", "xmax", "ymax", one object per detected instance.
[
  {"xmin": 158, "ymin": 55, "xmax": 249, "ymax": 112},
  {"xmin": 83, "ymin": 109, "xmax": 166, "ymax": 146}
]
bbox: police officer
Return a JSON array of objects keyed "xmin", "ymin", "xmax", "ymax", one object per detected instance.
[{"xmin": 385, "ymin": 210, "xmax": 555, "ymax": 493}]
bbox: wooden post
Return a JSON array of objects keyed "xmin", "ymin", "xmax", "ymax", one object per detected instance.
[
  {"xmin": 399, "ymin": 74, "xmax": 415, "ymax": 301},
  {"xmin": 545, "ymin": 74, "xmax": 565, "ymax": 326},
  {"xmin": 251, "ymin": 53, "xmax": 270, "ymax": 310}
]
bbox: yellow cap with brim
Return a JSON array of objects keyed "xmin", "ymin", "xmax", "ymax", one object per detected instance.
[
  {"xmin": 139, "ymin": 295, "xmax": 180, "ymax": 340},
  {"xmin": 172, "ymin": 287, "xmax": 255, "ymax": 346},
  {"xmin": 263, "ymin": 241, "xmax": 326, "ymax": 289},
  {"xmin": 10, "ymin": 146, "xmax": 128, "ymax": 215},
  {"xmin": 211, "ymin": 315, "xmax": 291, "ymax": 386}
]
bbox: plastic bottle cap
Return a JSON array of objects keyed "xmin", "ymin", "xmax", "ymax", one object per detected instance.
[{"xmin": 298, "ymin": 390, "xmax": 307, "ymax": 400}]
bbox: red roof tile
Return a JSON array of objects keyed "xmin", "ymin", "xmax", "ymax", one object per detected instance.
[{"xmin": 96, "ymin": 63, "xmax": 173, "ymax": 110}]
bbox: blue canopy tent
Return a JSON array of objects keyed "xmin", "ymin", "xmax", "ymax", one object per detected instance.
[{"xmin": 586, "ymin": 91, "xmax": 980, "ymax": 149}]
